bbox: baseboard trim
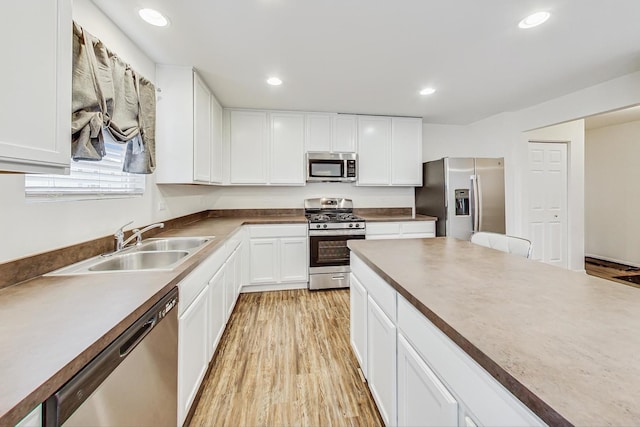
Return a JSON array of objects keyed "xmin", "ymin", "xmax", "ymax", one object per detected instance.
[
  {"xmin": 585, "ymin": 254, "xmax": 640, "ymax": 269},
  {"xmin": 240, "ymin": 282, "xmax": 308, "ymax": 293}
]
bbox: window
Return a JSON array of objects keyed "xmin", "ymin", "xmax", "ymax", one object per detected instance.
[{"xmin": 25, "ymin": 132, "xmax": 145, "ymax": 201}]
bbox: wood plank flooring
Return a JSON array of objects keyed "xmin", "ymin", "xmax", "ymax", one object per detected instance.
[
  {"xmin": 585, "ymin": 257, "xmax": 640, "ymax": 289},
  {"xmin": 189, "ymin": 289, "xmax": 383, "ymax": 427}
]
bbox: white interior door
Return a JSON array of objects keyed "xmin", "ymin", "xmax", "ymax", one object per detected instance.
[{"xmin": 527, "ymin": 142, "xmax": 568, "ymax": 268}]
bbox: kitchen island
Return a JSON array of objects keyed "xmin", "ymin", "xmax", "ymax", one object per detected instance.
[{"xmin": 348, "ymin": 237, "xmax": 640, "ymax": 426}]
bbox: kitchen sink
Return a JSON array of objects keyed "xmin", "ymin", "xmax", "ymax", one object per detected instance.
[
  {"xmin": 46, "ymin": 236, "xmax": 214, "ymax": 275},
  {"xmin": 137, "ymin": 237, "xmax": 211, "ymax": 252},
  {"xmin": 88, "ymin": 251, "xmax": 189, "ymax": 272}
]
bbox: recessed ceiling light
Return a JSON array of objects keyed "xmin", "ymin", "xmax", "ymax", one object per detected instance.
[
  {"xmin": 419, "ymin": 87, "xmax": 436, "ymax": 96},
  {"xmin": 518, "ymin": 11, "xmax": 550, "ymax": 29},
  {"xmin": 267, "ymin": 77, "xmax": 283, "ymax": 86},
  {"xmin": 138, "ymin": 8, "xmax": 169, "ymax": 27}
]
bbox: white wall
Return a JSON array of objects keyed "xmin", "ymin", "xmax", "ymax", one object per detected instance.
[
  {"xmin": 422, "ymin": 71, "xmax": 640, "ymax": 271},
  {"xmin": 585, "ymin": 120, "xmax": 640, "ymax": 266},
  {"xmin": 0, "ymin": 0, "xmax": 213, "ymax": 263},
  {"xmin": 208, "ymin": 184, "xmax": 414, "ymax": 209}
]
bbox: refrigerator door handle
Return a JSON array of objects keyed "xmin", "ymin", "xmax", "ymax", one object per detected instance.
[{"xmin": 470, "ymin": 175, "xmax": 480, "ymax": 232}]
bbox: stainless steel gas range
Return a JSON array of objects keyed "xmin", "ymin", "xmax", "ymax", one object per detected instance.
[{"xmin": 305, "ymin": 198, "xmax": 366, "ymax": 290}]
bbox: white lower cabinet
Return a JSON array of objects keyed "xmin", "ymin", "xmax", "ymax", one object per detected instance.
[
  {"xmin": 178, "ymin": 237, "xmax": 244, "ymax": 426},
  {"xmin": 366, "ymin": 295, "xmax": 397, "ymax": 427},
  {"xmin": 349, "ymin": 273, "xmax": 368, "ymax": 377},
  {"xmin": 366, "ymin": 221, "xmax": 436, "ymax": 240},
  {"xmin": 350, "ymin": 253, "xmax": 545, "ymax": 427},
  {"xmin": 397, "ymin": 334, "xmax": 458, "ymax": 427},
  {"xmin": 14, "ymin": 405, "xmax": 41, "ymax": 427},
  {"xmin": 178, "ymin": 285, "xmax": 209, "ymax": 426},
  {"xmin": 208, "ymin": 267, "xmax": 226, "ymax": 359},
  {"xmin": 279, "ymin": 237, "xmax": 308, "ymax": 282},
  {"xmin": 246, "ymin": 225, "xmax": 308, "ymax": 291}
]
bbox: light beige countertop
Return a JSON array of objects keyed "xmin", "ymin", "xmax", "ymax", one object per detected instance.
[
  {"xmin": 348, "ymin": 237, "xmax": 640, "ymax": 426},
  {"xmin": 0, "ymin": 216, "xmax": 305, "ymax": 426}
]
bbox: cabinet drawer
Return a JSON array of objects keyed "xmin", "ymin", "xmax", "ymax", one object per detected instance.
[
  {"xmin": 248, "ymin": 224, "xmax": 307, "ymax": 238},
  {"xmin": 179, "ymin": 247, "xmax": 226, "ymax": 314},
  {"xmin": 351, "ymin": 254, "xmax": 396, "ymax": 321},
  {"xmin": 366, "ymin": 222, "xmax": 401, "ymax": 235},
  {"xmin": 397, "ymin": 296, "xmax": 544, "ymax": 427},
  {"xmin": 402, "ymin": 221, "xmax": 435, "ymax": 235}
]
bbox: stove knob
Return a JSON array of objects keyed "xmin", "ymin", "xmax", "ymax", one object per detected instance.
[
  {"xmin": 316, "ymin": 224, "xmax": 321, "ymax": 229},
  {"xmin": 323, "ymin": 224, "xmax": 328, "ymax": 229},
  {"xmin": 355, "ymin": 223, "xmax": 360, "ymax": 228},
  {"xmin": 349, "ymin": 223, "xmax": 354, "ymax": 228}
]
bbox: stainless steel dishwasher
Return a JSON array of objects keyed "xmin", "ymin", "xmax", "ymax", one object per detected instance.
[{"xmin": 44, "ymin": 288, "xmax": 178, "ymax": 427}]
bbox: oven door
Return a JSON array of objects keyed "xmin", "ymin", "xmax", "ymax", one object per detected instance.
[{"xmin": 309, "ymin": 233, "xmax": 365, "ymax": 269}]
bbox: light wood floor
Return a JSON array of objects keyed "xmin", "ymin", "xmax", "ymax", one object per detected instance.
[{"xmin": 188, "ymin": 289, "xmax": 383, "ymax": 427}]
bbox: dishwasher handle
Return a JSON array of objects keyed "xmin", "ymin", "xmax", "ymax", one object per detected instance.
[
  {"xmin": 44, "ymin": 288, "xmax": 178, "ymax": 427},
  {"xmin": 119, "ymin": 317, "xmax": 156, "ymax": 358}
]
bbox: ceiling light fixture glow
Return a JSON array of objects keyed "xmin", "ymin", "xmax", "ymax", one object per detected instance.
[
  {"xmin": 518, "ymin": 11, "xmax": 550, "ymax": 29},
  {"xmin": 267, "ymin": 77, "xmax": 283, "ymax": 86},
  {"xmin": 419, "ymin": 87, "xmax": 436, "ymax": 96},
  {"xmin": 138, "ymin": 8, "xmax": 169, "ymax": 27}
]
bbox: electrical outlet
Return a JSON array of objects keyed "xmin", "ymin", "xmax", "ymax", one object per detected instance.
[{"xmin": 158, "ymin": 201, "xmax": 167, "ymax": 211}]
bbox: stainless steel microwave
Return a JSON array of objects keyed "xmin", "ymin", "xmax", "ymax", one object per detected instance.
[{"xmin": 306, "ymin": 152, "xmax": 357, "ymax": 182}]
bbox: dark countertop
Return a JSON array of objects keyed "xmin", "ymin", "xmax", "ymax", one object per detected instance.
[
  {"xmin": 0, "ymin": 216, "xmax": 305, "ymax": 426},
  {"xmin": 348, "ymin": 237, "xmax": 640, "ymax": 426}
]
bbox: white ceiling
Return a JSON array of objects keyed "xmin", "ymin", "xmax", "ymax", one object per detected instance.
[{"xmin": 92, "ymin": 0, "xmax": 640, "ymax": 125}]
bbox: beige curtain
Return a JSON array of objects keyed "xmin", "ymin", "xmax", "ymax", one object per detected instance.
[{"xmin": 71, "ymin": 22, "xmax": 156, "ymax": 174}]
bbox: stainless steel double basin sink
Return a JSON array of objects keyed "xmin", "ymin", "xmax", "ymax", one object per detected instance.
[{"xmin": 47, "ymin": 237, "xmax": 214, "ymax": 275}]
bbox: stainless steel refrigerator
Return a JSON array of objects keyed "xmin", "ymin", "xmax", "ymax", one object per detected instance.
[{"xmin": 415, "ymin": 157, "xmax": 505, "ymax": 240}]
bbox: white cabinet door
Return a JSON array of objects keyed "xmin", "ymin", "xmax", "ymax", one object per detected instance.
[
  {"xmin": 193, "ymin": 72, "xmax": 212, "ymax": 183},
  {"xmin": 0, "ymin": 0, "xmax": 71, "ymax": 174},
  {"xmin": 208, "ymin": 267, "xmax": 226, "ymax": 358},
  {"xmin": 224, "ymin": 258, "xmax": 235, "ymax": 320},
  {"xmin": 391, "ymin": 117, "xmax": 423, "ymax": 185},
  {"xmin": 305, "ymin": 113, "xmax": 334, "ymax": 152},
  {"xmin": 350, "ymin": 273, "xmax": 368, "ymax": 378},
  {"xmin": 233, "ymin": 246, "xmax": 243, "ymax": 298},
  {"xmin": 210, "ymin": 95, "xmax": 224, "ymax": 184},
  {"xmin": 249, "ymin": 238, "xmax": 278, "ymax": 284},
  {"xmin": 14, "ymin": 405, "xmax": 42, "ymax": 427},
  {"xmin": 270, "ymin": 113, "xmax": 305, "ymax": 184},
  {"xmin": 178, "ymin": 286, "xmax": 209, "ymax": 426},
  {"xmin": 367, "ymin": 295, "xmax": 397, "ymax": 426},
  {"xmin": 230, "ymin": 110, "xmax": 268, "ymax": 184},
  {"xmin": 397, "ymin": 334, "xmax": 458, "ymax": 427},
  {"xmin": 333, "ymin": 114, "xmax": 357, "ymax": 152},
  {"xmin": 279, "ymin": 237, "xmax": 308, "ymax": 283},
  {"xmin": 357, "ymin": 116, "xmax": 392, "ymax": 185}
]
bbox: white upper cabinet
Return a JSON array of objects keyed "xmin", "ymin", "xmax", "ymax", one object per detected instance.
[
  {"xmin": 357, "ymin": 116, "xmax": 392, "ymax": 185},
  {"xmin": 270, "ymin": 113, "xmax": 305, "ymax": 184},
  {"xmin": 229, "ymin": 110, "xmax": 269, "ymax": 184},
  {"xmin": 156, "ymin": 66, "xmax": 222, "ymax": 185},
  {"xmin": 210, "ymin": 96, "xmax": 223, "ymax": 184},
  {"xmin": 333, "ymin": 114, "xmax": 357, "ymax": 152},
  {"xmin": 391, "ymin": 117, "xmax": 423, "ymax": 185},
  {"xmin": 227, "ymin": 110, "xmax": 304, "ymax": 185},
  {"xmin": 305, "ymin": 113, "xmax": 334, "ymax": 152},
  {"xmin": 357, "ymin": 116, "xmax": 422, "ymax": 186},
  {"xmin": 193, "ymin": 73, "xmax": 212, "ymax": 183},
  {"xmin": 0, "ymin": 0, "xmax": 72, "ymax": 174},
  {"xmin": 305, "ymin": 113, "xmax": 356, "ymax": 153}
]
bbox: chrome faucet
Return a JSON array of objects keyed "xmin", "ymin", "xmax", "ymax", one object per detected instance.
[{"xmin": 114, "ymin": 221, "xmax": 165, "ymax": 252}]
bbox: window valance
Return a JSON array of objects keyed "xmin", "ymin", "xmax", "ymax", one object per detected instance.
[{"xmin": 71, "ymin": 22, "xmax": 156, "ymax": 174}]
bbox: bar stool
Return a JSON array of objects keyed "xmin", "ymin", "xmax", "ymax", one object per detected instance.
[{"xmin": 470, "ymin": 231, "xmax": 532, "ymax": 258}]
